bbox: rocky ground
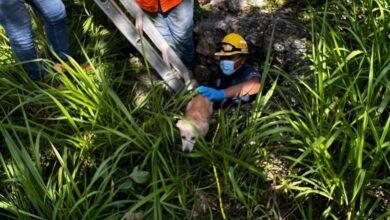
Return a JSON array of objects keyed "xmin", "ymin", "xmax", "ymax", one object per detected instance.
[{"xmin": 193, "ymin": 0, "xmax": 311, "ymax": 83}]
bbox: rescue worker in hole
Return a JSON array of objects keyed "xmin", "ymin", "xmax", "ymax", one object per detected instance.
[{"xmin": 197, "ymin": 33, "xmax": 261, "ymax": 106}]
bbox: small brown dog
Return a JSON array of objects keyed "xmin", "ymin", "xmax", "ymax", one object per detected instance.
[{"xmin": 176, "ymin": 94, "xmax": 213, "ymax": 152}]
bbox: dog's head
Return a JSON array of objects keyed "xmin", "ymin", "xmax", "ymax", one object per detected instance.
[
  {"xmin": 176, "ymin": 119, "xmax": 207, "ymax": 152},
  {"xmin": 176, "ymin": 119, "xmax": 198, "ymax": 152}
]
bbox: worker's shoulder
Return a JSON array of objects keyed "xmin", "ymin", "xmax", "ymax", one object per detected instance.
[{"xmin": 239, "ymin": 63, "xmax": 260, "ymax": 78}]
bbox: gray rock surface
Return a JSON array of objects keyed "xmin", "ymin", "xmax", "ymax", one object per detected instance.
[
  {"xmin": 194, "ymin": 11, "xmax": 271, "ymax": 82},
  {"xmin": 209, "ymin": 0, "xmax": 267, "ymax": 12},
  {"xmin": 194, "ymin": 2, "xmax": 310, "ymax": 81},
  {"xmin": 263, "ymin": 14, "xmax": 310, "ymax": 73}
]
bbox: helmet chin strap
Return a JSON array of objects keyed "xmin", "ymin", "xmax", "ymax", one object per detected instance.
[{"xmin": 232, "ymin": 57, "xmax": 244, "ymax": 73}]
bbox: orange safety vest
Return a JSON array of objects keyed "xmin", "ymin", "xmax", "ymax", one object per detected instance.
[{"xmin": 135, "ymin": 0, "xmax": 182, "ymax": 13}]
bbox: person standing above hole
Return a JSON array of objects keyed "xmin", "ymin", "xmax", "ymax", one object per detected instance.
[
  {"xmin": 135, "ymin": 0, "xmax": 206, "ymax": 69},
  {"xmin": 0, "ymin": 0, "xmax": 73, "ymax": 80}
]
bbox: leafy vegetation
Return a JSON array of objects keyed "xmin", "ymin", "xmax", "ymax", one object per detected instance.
[{"xmin": 0, "ymin": 0, "xmax": 388, "ymax": 219}]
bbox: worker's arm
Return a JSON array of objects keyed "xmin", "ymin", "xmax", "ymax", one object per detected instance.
[
  {"xmin": 197, "ymin": 77, "xmax": 261, "ymax": 102},
  {"xmin": 223, "ymin": 77, "xmax": 261, "ymax": 98}
]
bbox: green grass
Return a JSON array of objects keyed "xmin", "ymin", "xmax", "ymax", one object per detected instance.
[{"xmin": 0, "ymin": 0, "xmax": 389, "ymax": 219}]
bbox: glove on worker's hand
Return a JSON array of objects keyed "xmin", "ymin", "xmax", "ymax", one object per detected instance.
[{"xmin": 197, "ymin": 86, "xmax": 226, "ymax": 102}]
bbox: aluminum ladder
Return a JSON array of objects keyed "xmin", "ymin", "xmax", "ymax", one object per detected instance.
[{"xmin": 93, "ymin": 0, "xmax": 197, "ymax": 92}]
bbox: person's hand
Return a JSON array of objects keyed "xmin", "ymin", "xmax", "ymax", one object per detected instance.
[{"xmin": 197, "ymin": 86, "xmax": 225, "ymax": 102}]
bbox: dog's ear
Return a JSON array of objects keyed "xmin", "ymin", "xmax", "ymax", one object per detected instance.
[{"xmin": 176, "ymin": 120, "xmax": 184, "ymax": 128}]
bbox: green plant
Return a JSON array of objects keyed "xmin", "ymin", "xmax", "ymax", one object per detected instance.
[
  {"xmin": 277, "ymin": 0, "xmax": 389, "ymax": 218},
  {"xmin": 0, "ymin": 0, "xmax": 388, "ymax": 219}
]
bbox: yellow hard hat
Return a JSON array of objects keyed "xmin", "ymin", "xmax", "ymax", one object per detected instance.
[{"xmin": 215, "ymin": 33, "xmax": 249, "ymax": 56}]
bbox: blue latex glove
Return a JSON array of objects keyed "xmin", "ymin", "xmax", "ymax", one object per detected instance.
[{"xmin": 197, "ymin": 86, "xmax": 226, "ymax": 102}]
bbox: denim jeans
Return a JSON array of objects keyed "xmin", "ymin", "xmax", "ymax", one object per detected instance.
[
  {"xmin": 152, "ymin": 0, "xmax": 195, "ymax": 69},
  {"xmin": 0, "ymin": 0, "xmax": 71, "ymax": 80}
]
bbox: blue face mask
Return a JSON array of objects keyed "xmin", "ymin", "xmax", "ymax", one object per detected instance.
[{"xmin": 220, "ymin": 60, "xmax": 238, "ymax": 75}]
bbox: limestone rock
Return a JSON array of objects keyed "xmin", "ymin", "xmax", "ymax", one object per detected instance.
[
  {"xmin": 195, "ymin": 12, "xmax": 270, "ymax": 57},
  {"xmin": 193, "ymin": 64, "xmax": 212, "ymax": 84},
  {"xmin": 194, "ymin": 2, "xmax": 310, "ymax": 81},
  {"xmin": 263, "ymin": 15, "xmax": 310, "ymax": 72},
  {"xmin": 209, "ymin": 0, "xmax": 267, "ymax": 12}
]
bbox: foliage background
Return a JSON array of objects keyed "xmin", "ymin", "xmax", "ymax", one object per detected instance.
[{"xmin": 0, "ymin": 0, "xmax": 389, "ymax": 219}]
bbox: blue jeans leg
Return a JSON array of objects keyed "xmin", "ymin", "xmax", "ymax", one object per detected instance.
[
  {"xmin": 166, "ymin": 0, "xmax": 195, "ymax": 69},
  {"xmin": 153, "ymin": 12, "xmax": 175, "ymax": 46},
  {"xmin": 153, "ymin": 0, "xmax": 195, "ymax": 69},
  {"xmin": 30, "ymin": 0, "xmax": 71, "ymax": 60},
  {"xmin": 0, "ymin": 0, "xmax": 43, "ymax": 80}
]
